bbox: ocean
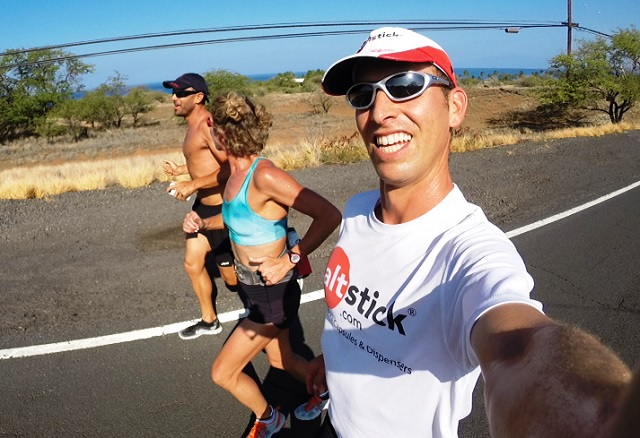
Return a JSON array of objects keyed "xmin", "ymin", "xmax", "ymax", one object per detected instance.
[{"xmin": 141, "ymin": 67, "xmax": 546, "ymax": 93}]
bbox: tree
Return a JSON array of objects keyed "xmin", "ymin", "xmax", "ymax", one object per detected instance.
[
  {"xmin": 304, "ymin": 88, "xmax": 334, "ymax": 114},
  {"xmin": 203, "ymin": 69, "xmax": 252, "ymax": 97},
  {"xmin": 266, "ymin": 71, "xmax": 302, "ymax": 93},
  {"xmin": 123, "ymin": 87, "xmax": 160, "ymax": 127},
  {"xmin": 81, "ymin": 88, "xmax": 113, "ymax": 129},
  {"xmin": 301, "ymin": 69, "xmax": 324, "ymax": 92},
  {"xmin": 95, "ymin": 71, "xmax": 128, "ymax": 128},
  {"xmin": 301, "ymin": 69, "xmax": 333, "ymax": 114},
  {"xmin": 539, "ymin": 26, "xmax": 640, "ymax": 124},
  {"xmin": 44, "ymin": 98, "xmax": 89, "ymax": 142},
  {"xmin": 0, "ymin": 48, "xmax": 92, "ymax": 142}
]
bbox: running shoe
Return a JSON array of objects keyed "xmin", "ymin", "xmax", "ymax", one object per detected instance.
[
  {"xmin": 247, "ymin": 408, "xmax": 286, "ymax": 438},
  {"xmin": 178, "ymin": 319, "xmax": 222, "ymax": 340},
  {"xmin": 293, "ymin": 391, "xmax": 329, "ymax": 421}
]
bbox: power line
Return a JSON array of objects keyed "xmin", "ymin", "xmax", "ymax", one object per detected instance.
[
  {"xmin": 574, "ymin": 26, "xmax": 611, "ymax": 38},
  {"xmin": 3, "ymin": 20, "xmax": 564, "ymax": 56},
  {"xmin": 2, "ymin": 21, "xmax": 568, "ymax": 70}
]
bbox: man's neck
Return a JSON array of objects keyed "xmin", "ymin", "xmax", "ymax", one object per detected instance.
[
  {"xmin": 376, "ymin": 175, "xmax": 454, "ymax": 225},
  {"xmin": 185, "ymin": 105, "xmax": 207, "ymax": 127}
]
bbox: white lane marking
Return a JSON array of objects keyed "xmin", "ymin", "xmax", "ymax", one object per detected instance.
[
  {"xmin": 1, "ymin": 308, "xmax": 249, "ymax": 360},
  {"xmin": 1, "ymin": 292, "xmax": 328, "ymax": 360},
  {"xmin": 505, "ymin": 181, "xmax": 640, "ymax": 238},
  {"xmin": 2, "ymin": 181, "xmax": 639, "ymax": 360}
]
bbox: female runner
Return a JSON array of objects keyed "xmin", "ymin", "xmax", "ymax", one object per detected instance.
[{"xmin": 183, "ymin": 91, "xmax": 340, "ymax": 437}]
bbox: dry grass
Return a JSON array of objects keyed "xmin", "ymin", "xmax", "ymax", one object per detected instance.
[
  {"xmin": 0, "ymin": 153, "xmax": 184, "ymax": 199},
  {"xmin": 0, "ymin": 138, "xmax": 367, "ymax": 200},
  {"xmin": 1, "ymin": 89, "xmax": 638, "ymax": 200},
  {"xmin": 450, "ymin": 122, "xmax": 639, "ymax": 153}
]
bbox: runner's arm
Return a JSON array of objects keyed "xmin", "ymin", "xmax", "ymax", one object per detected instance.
[
  {"xmin": 167, "ymin": 162, "xmax": 230, "ymax": 200},
  {"xmin": 162, "ymin": 160, "xmax": 188, "ymax": 176},
  {"xmin": 183, "ymin": 211, "xmax": 224, "ymax": 232},
  {"xmin": 254, "ymin": 164, "xmax": 341, "ymax": 257},
  {"xmin": 472, "ymin": 303, "xmax": 633, "ymax": 437},
  {"xmin": 200, "ymin": 213, "xmax": 224, "ymax": 231}
]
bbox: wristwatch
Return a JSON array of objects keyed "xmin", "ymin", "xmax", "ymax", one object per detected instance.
[{"xmin": 289, "ymin": 253, "xmax": 301, "ymax": 264}]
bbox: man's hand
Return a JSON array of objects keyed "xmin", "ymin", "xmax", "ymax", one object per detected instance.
[
  {"xmin": 162, "ymin": 160, "xmax": 186, "ymax": 177},
  {"xmin": 183, "ymin": 211, "xmax": 204, "ymax": 233},
  {"xmin": 166, "ymin": 180, "xmax": 195, "ymax": 201},
  {"xmin": 599, "ymin": 364, "xmax": 640, "ymax": 438},
  {"xmin": 305, "ymin": 354, "xmax": 327, "ymax": 397}
]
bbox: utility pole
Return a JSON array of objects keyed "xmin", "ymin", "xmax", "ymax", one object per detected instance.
[{"xmin": 567, "ymin": 0, "xmax": 573, "ymax": 54}]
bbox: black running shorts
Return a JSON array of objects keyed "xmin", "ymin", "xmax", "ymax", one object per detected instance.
[
  {"xmin": 240, "ymin": 276, "xmax": 301, "ymax": 329},
  {"xmin": 186, "ymin": 199, "xmax": 234, "ymax": 267}
]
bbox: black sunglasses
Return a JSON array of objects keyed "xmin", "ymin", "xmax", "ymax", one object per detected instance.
[
  {"xmin": 173, "ymin": 89, "xmax": 201, "ymax": 98},
  {"xmin": 346, "ymin": 71, "xmax": 451, "ymax": 110}
]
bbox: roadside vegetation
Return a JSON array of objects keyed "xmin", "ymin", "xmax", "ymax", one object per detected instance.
[{"xmin": 1, "ymin": 27, "xmax": 638, "ymax": 200}]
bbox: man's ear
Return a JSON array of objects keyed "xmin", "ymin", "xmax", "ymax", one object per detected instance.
[{"xmin": 448, "ymin": 87, "xmax": 468, "ymax": 129}]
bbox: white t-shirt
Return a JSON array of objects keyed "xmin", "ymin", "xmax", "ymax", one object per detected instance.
[{"xmin": 321, "ymin": 185, "xmax": 542, "ymax": 437}]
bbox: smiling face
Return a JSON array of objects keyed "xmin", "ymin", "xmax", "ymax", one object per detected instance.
[{"xmin": 353, "ymin": 59, "xmax": 467, "ymax": 193}]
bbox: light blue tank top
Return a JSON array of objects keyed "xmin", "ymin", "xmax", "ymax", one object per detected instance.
[{"xmin": 222, "ymin": 157, "xmax": 288, "ymax": 246}]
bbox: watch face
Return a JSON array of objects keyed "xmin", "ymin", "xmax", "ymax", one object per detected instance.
[{"xmin": 290, "ymin": 253, "xmax": 301, "ymax": 264}]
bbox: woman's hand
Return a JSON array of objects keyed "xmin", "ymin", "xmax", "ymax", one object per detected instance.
[{"xmin": 249, "ymin": 253, "xmax": 294, "ymax": 286}]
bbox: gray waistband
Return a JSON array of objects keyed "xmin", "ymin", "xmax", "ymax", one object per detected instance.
[{"xmin": 234, "ymin": 260, "xmax": 294, "ymax": 286}]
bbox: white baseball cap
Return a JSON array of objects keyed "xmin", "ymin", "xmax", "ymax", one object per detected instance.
[{"xmin": 322, "ymin": 27, "xmax": 457, "ymax": 95}]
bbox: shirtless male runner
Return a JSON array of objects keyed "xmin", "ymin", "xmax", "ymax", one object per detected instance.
[{"xmin": 162, "ymin": 73, "xmax": 238, "ymax": 339}]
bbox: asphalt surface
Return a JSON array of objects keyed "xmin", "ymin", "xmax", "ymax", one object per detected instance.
[{"xmin": 1, "ymin": 131, "xmax": 639, "ymax": 437}]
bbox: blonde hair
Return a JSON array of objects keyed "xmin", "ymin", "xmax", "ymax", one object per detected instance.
[{"xmin": 210, "ymin": 92, "xmax": 273, "ymax": 156}]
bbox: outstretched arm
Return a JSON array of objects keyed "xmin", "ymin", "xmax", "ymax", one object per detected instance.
[
  {"xmin": 604, "ymin": 365, "xmax": 640, "ymax": 437},
  {"xmin": 472, "ymin": 303, "xmax": 634, "ymax": 438}
]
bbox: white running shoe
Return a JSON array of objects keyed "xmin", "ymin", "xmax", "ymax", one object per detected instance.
[
  {"xmin": 293, "ymin": 392, "xmax": 329, "ymax": 421},
  {"xmin": 247, "ymin": 407, "xmax": 286, "ymax": 438}
]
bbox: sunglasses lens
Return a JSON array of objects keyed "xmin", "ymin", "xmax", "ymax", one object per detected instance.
[
  {"xmin": 174, "ymin": 89, "xmax": 196, "ymax": 98},
  {"xmin": 347, "ymin": 84, "xmax": 375, "ymax": 109},
  {"xmin": 386, "ymin": 73, "xmax": 426, "ymax": 99},
  {"xmin": 346, "ymin": 72, "xmax": 430, "ymax": 109}
]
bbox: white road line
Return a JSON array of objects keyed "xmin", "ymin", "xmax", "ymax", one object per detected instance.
[
  {"xmin": 2, "ymin": 181, "xmax": 639, "ymax": 360},
  {"xmin": 505, "ymin": 181, "xmax": 640, "ymax": 238}
]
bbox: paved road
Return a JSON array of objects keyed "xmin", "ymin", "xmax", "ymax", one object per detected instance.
[
  {"xmin": 1, "ymin": 132, "xmax": 639, "ymax": 437},
  {"xmin": 459, "ymin": 183, "xmax": 640, "ymax": 437}
]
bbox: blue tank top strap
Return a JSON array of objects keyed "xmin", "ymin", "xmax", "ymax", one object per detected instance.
[
  {"xmin": 239, "ymin": 157, "xmax": 264, "ymax": 197},
  {"xmin": 222, "ymin": 157, "xmax": 288, "ymax": 246}
]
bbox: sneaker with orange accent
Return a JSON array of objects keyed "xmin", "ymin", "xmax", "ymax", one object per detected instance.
[
  {"xmin": 247, "ymin": 407, "xmax": 286, "ymax": 438},
  {"xmin": 293, "ymin": 391, "xmax": 329, "ymax": 421}
]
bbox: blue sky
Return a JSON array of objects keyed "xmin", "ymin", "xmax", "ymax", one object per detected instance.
[{"xmin": 2, "ymin": 0, "xmax": 637, "ymax": 88}]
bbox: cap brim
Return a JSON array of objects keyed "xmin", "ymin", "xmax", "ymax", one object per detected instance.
[
  {"xmin": 163, "ymin": 80, "xmax": 183, "ymax": 89},
  {"xmin": 321, "ymin": 55, "xmax": 370, "ymax": 96}
]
